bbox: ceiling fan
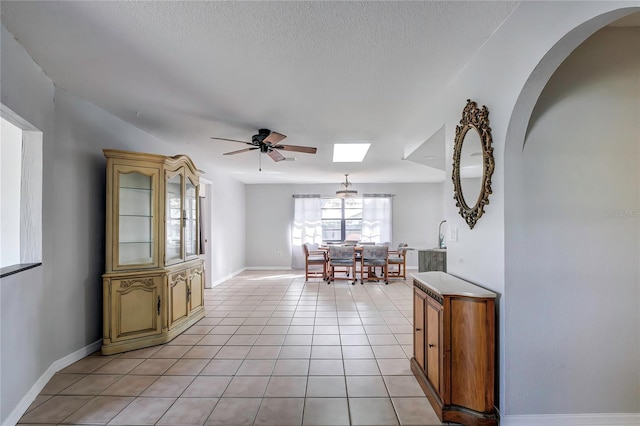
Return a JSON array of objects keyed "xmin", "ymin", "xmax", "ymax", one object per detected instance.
[{"xmin": 211, "ymin": 129, "xmax": 317, "ymax": 164}]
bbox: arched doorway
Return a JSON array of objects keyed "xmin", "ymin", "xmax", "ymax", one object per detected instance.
[{"xmin": 502, "ymin": 8, "xmax": 639, "ymax": 421}]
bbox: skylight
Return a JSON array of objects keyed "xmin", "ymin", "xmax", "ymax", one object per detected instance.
[{"xmin": 332, "ymin": 143, "xmax": 371, "ymax": 162}]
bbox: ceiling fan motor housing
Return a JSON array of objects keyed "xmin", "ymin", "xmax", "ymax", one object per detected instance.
[{"xmin": 253, "ymin": 128, "xmax": 271, "ymax": 144}]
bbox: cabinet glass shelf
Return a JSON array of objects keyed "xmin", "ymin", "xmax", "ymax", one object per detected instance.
[{"xmin": 120, "ymin": 186, "xmax": 152, "ymax": 191}]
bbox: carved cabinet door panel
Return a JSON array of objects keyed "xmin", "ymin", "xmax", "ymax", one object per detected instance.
[
  {"xmin": 108, "ymin": 276, "xmax": 162, "ymax": 342},
  {"xmin": 168, "ymin": 270, "xmax": 189, "ymax": 329},
  {"xmin": 188, "ymin": 266, "xmax": 204, "ymax": 314}
]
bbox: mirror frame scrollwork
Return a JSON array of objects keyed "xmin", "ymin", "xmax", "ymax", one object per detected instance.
[{"xmin": 452, "ymin": 99, "xmax": 495, "ymax": 229}]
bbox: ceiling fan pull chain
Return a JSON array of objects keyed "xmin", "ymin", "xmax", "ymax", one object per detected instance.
[{"xmin": 259, "ymin": 151, "xmax": 262, "ymax": 171}]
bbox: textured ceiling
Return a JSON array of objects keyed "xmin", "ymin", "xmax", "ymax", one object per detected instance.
[{"xmin": 1, "ymin": 1, "xmax": 520, "ymax": 184}]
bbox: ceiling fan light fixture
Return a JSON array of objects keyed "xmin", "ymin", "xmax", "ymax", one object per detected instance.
[{"xmin": 336, "ymin": 174, "xmax": 358, "ymax": 198}]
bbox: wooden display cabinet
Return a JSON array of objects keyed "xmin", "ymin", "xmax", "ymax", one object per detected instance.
[
  {"xmin": 102, "ymin": 149, "xmax": 205, "ymax": 355},
  {"xmin": 412, "ymin": 272, "xmax": 497, "ymax": 426}
]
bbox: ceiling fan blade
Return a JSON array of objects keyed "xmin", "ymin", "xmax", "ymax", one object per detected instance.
[
  {"xmin": 263, "ymin": 131, "xmax": 287, "ymax": 145},
  {"xmin": 211, "ymin": 137, "xmax": 252, "ymax": 145},
  {"xmin": 267, "ymin": 149, "xmax": 286, "ymax": 162},
  {"xmin": 274, "ymin": 144, "xmax": 317, "ymax": 154},
  {"xmin": 223, "ymin": 147, "xmax": 259, "ymax": 155}
]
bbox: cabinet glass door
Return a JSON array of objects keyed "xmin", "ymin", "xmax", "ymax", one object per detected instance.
[
  {"xmin": 166, "ymin": 173, "xmax": 183, "ymax": 263},
  {"xmin": 185, "ymin": 178, "xmax": 198, "ymax": 257},
  {"xmin": 118, "ymin": 171, "xmax": 154, "ymax": 266}
]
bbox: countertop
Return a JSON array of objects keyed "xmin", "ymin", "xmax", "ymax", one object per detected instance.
[{"xmin": 412, "ymin": 271, "xmax": 496, "ymax": 298}]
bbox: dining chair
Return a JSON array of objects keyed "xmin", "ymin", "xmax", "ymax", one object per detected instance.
[
  {"xmin": 303, "ymin": 243, "xmax": 327, "ymax": 281},
  {"xmin": 388, "ymin": 242, "xmax": 408, "ymax": 279},
  {"xmin": 327, "ymin": 245, "xmax": 357, "ymax": 285},
  {"xmin": 360, "ymin": 244, "xmax": 389, "ymax": 284}
]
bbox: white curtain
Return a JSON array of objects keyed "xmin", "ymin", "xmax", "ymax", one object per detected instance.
[
  {"xmin": 361, "ymin": 195, "xmax": 392, "ymax": 244},
  {"xmin": 291, "ymin": 195, "xmax": 323, "ymax": 269}
]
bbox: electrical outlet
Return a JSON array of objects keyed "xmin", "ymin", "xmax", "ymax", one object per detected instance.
[{"xmin": 449, "ymin": 227, "xmax": 458, "ymax": 242}]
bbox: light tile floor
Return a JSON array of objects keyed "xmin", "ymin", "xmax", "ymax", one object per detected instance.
[{"xmin": 19, "ymin": 270, "xmax": 453, "ymax": 425}]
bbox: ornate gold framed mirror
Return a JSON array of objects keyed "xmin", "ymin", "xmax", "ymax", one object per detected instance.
[{"xmin": 452, "ymin": 99, "xmax": 495, "ymax": 229}]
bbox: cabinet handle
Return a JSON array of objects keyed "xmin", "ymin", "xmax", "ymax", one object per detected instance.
[
  {"xmin": 157, "ymin": 296, "xmax": 161, "ymax": 316},
  {"xmin": 415, "ymin": 328, "xmax": 422, "ymax": 331},
  {"xmin": 428, "ymin": 343, "xmax": 435, "ymax": 348},
  {"xmin": 187, "ymin": 285, "xmax": 191, "ymax": 302}
]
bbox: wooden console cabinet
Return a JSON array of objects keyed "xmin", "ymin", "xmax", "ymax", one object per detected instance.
[
  {"xmin": 412, "ymin": 272, "xmax": 497, "ymax": 426},
  {"xmin": 102, "ymin": 149, "xmax": 205, "ymax": 355}
]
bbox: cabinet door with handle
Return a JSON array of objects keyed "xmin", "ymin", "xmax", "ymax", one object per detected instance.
[
  {"xmin": 413, "ymin": 288, "xmax": 426, "ymax": 370},
  {"xmin": 106, "ymin": 276, "xmax": 162, "ymax": 342},
  {"xmin": 426, "ymin": 297, "xmax": 444, "ymax": 397}
]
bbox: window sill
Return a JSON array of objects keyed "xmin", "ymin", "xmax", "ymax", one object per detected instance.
[{"xmin": 0, "ymin": 263, "xmax": 42, "ymax": 278}]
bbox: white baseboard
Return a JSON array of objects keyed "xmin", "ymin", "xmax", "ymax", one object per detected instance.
[
  {"xmin": 501, "ymin": 413, "xmax": 640, "ymax": 426},
  {"xmin": 2, "ymin": 339, "xmax": 102, "ymax": 426},
  {"xmin": 210, "ymin": 267, "xmax": 246, "ymax": 287},
  {"xmin": 243, "ymin": 266, "xmax": 296, "ymax": 271}
]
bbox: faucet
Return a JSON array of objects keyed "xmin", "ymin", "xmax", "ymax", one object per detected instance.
[{"xmin": 438, "ymin": 220, "xmax": 447, "ymax": 249}]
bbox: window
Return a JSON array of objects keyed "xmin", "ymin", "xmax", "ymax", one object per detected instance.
[
  {"xmin": 321, "ymin": 198, "xmax": 363, "ymax": 242},
  {"xmin": 0, "ymin": 107, "xmax": 43, "ymax": 276}
]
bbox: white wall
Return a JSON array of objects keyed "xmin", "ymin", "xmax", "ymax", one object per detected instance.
[
  {"xmin": 506, "ymin": 26, "xmax": 639, "ymax": 414},
  {"xmin": 245, "ymin": 182, "xmax": 444, "ymax": 269},
  {"xmin": 1, "ymin": 23, "xmax": 55, "ymax": 424},
  {"xmin": 207, "ymin": 169, "xmax": 246, "ymax": 284}
]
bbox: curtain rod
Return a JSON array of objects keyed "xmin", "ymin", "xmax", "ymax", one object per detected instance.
[{"xmin": 292, "ymin": 194, "xmax": 321, "ymax": 198}]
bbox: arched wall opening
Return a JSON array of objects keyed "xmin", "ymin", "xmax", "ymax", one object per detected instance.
[{"xmin": 503, "ymin": 8, "xmax": 639, "ymax": 418}]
